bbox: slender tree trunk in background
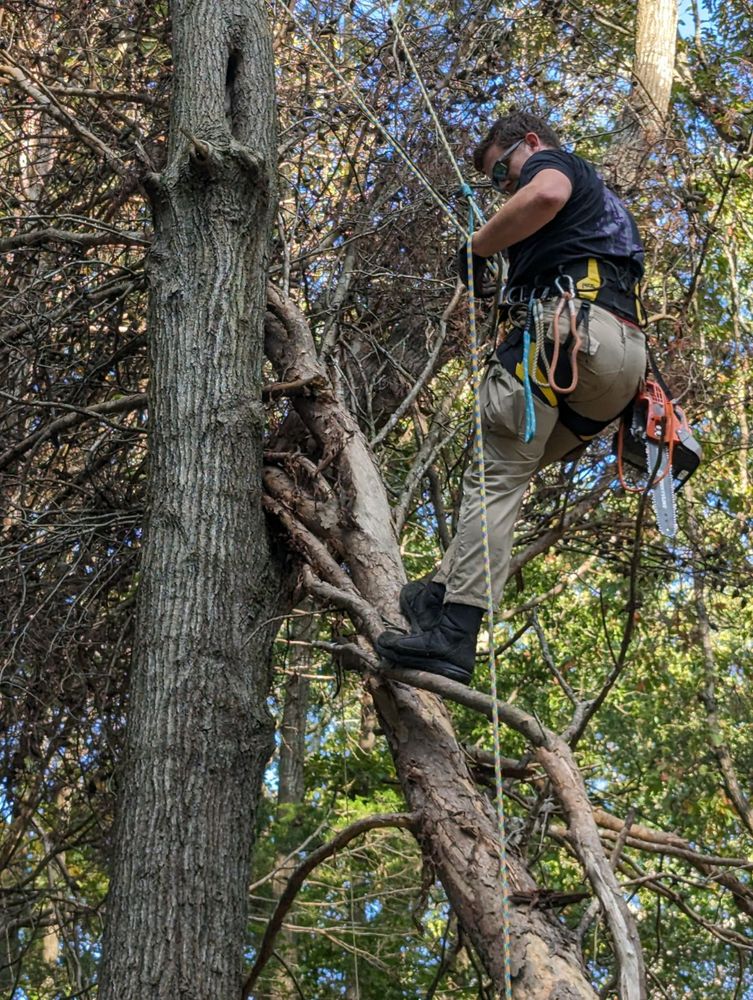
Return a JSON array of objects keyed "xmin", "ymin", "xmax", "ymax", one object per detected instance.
[
  {"xmin": 633, "ymin": 0, "xmax": 679, "ymax": 130},
  {"xmin": 0, "ymin": 912, "xmax": 18, "ymax": 994},
  {"xmin": 277, "ymin": 609, "xmax": 315, "ymax": 810},
  {"xmin": 605, "ymin": 0, "xmax": 679, "ymax": 192},
  {"xmin": 99, "ymin": 2, "xmax": 278, "ymax": 998},
  {"xmin": 722, "ymin": 242, "xmax": 750, "ymax": 496},
  {"xmin": 270, "ymin": 610, "xmax": 315, "ymax": 995},
  {"xmin": 277, "ymin": 664, "xmax": 310, "ymax": 805}
]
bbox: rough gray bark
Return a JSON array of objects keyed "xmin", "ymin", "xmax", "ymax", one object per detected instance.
[
  {"xmin": 369, "ymin": 680, "xmax": 600, "ymax": 997},
  {"xmin": 98, "ymin": 2, "xmax": 279, "ymax": 998}
]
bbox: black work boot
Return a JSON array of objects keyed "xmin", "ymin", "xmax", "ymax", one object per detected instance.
[
  {"xmin": 399, "ymin": 578, "xmax": 446, "ymax": 632},
  {"xmin": 375, "ymin": 602, "xmax": 483, "ymax": 685}
]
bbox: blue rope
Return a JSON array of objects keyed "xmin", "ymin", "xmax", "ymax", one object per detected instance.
[
  {"xmin": 521, "ymin": 293, "xmax": 537, "ymax": 443},
  {"xmin": 459, "ymin": 183, "xmax": 487, "ymax": 228}
]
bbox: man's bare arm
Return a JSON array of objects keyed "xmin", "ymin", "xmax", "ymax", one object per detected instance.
[{"xmin": 471, "ymin": 169, "xmax": 572, "ymax": 258}]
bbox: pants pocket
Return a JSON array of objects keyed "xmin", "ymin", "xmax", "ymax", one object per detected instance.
[
  {"xmin": 480, "ymin": 361, "xmax": 525, "ymax": 439},
  {"xmin": 569, "ymin": 324, "xmax": 646, "ymax": 420},
  {"xmin": 569, "ymin": 305, "xmax": 627, "ymax": 395},
  {"xmin": 543, "ymin": 299, "xmax": 601, "ymax": 357}
]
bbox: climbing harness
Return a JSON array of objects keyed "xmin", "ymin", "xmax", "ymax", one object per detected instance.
[
  {"xmin": 507, "ymin": 281, "xmax": 703, "ymax": 538},
  {"xmin": 501, "ymin": 283, "xmax": 703, "ymax": 538},
  {"xmin": 497, "ymin": 276, "xmax": 589, "ymax": 443},
  {"xmin": 504, "ymin": 256, "xmax": 645, "ymax": 327},
  {"xmin": 615, "ymin": 372, "xmax": 702, "ymax": 538}
]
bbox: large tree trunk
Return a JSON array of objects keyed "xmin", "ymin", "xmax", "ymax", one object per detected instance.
[{"xmin": 98, "ymin": 2, "xmax": 278, "ymax": 998}]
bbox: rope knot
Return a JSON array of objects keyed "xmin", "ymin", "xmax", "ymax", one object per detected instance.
[{"xmin": 458, "ymin": 182, "xmax": 474, "ymax": 199}]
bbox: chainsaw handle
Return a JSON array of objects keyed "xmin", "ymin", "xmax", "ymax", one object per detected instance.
[{"xmin": 636, "ymin": 380, "xmax": 669, "ymax": 442}]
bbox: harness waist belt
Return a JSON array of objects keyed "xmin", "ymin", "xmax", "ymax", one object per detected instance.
[{"xmin": 504, "ymin": 257, "xmax": 645, "ymax": 325}]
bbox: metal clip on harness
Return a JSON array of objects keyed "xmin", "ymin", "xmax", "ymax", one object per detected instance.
[{"xmin": 547, "ymin": 275, "xmax": 581, "ymax": 394}]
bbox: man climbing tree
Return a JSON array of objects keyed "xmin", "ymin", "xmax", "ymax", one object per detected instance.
[
  {"xmin": 8, "ymin": 0, "xmax": 753, "ymax": 994},
  {"xmin": 377, "ymin": 110, "xmax": 648, "ymax": 685}
]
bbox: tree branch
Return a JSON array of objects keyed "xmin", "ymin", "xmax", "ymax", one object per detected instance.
[
  {"xmin": 0, "ymin": 394, "xmax": 147, "ymax": 471},
  {"xmin": 563, "ymin": 491, "xmax": 649, "ymax": 745},
  {"xmin": 0, "ymin": 59, "xmax": 131, "ymax": 178},
  {"xmin": 0, "ymin": 227, "xmax": 150, "ymax": 252},
  {"xmin": 391, "ymin": 381, "xmax": 466, "ymax": 534},
  {"xmin": 364, "ymin": 662, "xmax": 645, "ymax": 996},
  {"xmin": 370, "ymin": 285, "xmax": 462, "ymax": 448},
  {"xmin": 242, "ymin": 812, "xmax": 417, "ymax": 996},
  {"xmin": 507, "ymin": 477, "xmax": 612, "ymax": 578}
]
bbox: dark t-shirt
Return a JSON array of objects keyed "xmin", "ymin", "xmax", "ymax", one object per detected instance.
[{"xmin": 505, "ymin": 149, "xmax": 644, "ymax": 289}]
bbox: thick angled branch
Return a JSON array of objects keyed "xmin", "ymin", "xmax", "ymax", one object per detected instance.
[
  {"xmin": 0, "ymin": 61, "xmax": 131, "ymax": 178},
  {"xmin": 317, "ymin": 630, "xmax": 646, "ymax": 996},
  {"xmin": 301, "ymin": 566, "xmax": 385, "ymax": 639},
  {"xmin": 0, "ymin": 228, "xmax": 150, "ymax": 252},
  {"xmin": 375, "ymin": 666, "xmax": 643, "ymax": 996}
]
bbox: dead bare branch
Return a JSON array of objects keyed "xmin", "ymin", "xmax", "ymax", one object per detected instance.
[{"xmin": 242, "ymin": 811, "xmax": 418, "ymax": 996}]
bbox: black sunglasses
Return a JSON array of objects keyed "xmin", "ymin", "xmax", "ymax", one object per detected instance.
[{"xmin": 490, "ymin": 138, "xmax": 525, "ymax": 192}]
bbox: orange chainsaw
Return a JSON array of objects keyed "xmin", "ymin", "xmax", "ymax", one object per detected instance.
[{"xmin": 615, "ymin": 378, "xmax": 702, "ymax": 537}]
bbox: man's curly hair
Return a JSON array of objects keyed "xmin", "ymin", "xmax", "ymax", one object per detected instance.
[{"xmin": 472, "ymin": 109, "xmax": 561, "ymax": 172}]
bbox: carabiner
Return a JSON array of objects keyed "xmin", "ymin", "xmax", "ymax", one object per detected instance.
[
  {"xmin": 554, "ymin": 274, "xmax": 575, "ymax": 299},
  {"xmin": 548, "ymin": 274, "xmax": 581, "ymax": 394}
]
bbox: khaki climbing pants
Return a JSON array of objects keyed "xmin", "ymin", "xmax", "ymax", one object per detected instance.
[{"xmin": 434, "ymin": 300, "xmax": 647, "ymax": 610}]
